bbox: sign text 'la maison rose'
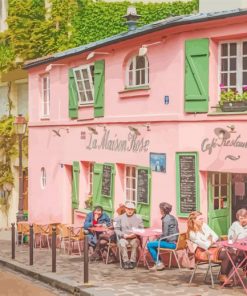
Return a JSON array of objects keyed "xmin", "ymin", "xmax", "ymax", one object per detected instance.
[{"xmin": 86, "ymin": 130, "xmax": 150, "ymax": 153}]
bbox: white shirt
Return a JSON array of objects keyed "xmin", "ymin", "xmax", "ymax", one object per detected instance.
[
  {"xmin": 189, "ymin": 223, "xmax": 219, "ymax": 250},
  {"xmin": 228, "ymin": 221, "xmax": 247, "ymax": 240}
]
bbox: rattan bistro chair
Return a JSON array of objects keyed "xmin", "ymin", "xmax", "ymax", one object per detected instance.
[{"xmin": 156, "ymin": 232, "xmax": 187, "ymax": 269}]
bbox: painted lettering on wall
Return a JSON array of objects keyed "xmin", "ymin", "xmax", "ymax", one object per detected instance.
[
  {"xmin": 201, "ymin": 127, "xmax": 246, "ymax": 160},
  {"xmin": 86, "ymin": 130, "xmax": 150, "ymax": 153}
]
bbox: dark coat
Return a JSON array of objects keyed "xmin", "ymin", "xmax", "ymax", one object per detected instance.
[{"xmin": 160, "ymin": 214, "xmax": 179, "ymax": 242}]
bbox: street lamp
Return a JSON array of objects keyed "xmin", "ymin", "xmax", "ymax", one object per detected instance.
[{"xmin": 13, "ymin": 114, "xmax": 27, "ymax": 222}]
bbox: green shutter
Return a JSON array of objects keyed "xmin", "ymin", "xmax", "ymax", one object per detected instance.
[
  {"xmin": 68, "ymin": 69, "xmax": 79, "ymax": 119},
  {"xmin": 136, "ymin": 166, "xmax": 151, "ymax": 227},
  {"xmin": 72, "ymin": 161, "xmax": 80, "ymax": 209},
  {"xmin": 94, "ymin": 60, "xmax": 105, "ymax": 117},
  {"xmin": 92, "ymin": 163, "xmax": 114, "ymax": 217},
  {"xmin": 185, "ymin": 38, "xmax": 209, "ymax": 113}
]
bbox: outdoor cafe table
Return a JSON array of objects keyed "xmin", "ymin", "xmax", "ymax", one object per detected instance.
[
  {"xmin": 132, "ymin": 228, "xmax": 162, "ymax": 268},
  {"xmin": 217, "ymin": 240, "xmax": 247, "ymax": 294}
]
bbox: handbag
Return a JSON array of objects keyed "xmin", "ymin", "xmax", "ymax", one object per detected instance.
[{"xmin": 195, "ymin": 246, "xmax": 221, "ymax": 262}]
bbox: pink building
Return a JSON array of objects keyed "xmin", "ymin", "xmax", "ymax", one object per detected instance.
[{"xmin": 25, "ymin": 8, "xmax": 247, "ymax": 235}]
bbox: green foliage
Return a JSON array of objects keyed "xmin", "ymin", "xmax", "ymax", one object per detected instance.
[
  {"xmin": 0, "ymin": 116, "xmax": 17, "ymax": 187},
  {"xmin": 0, "ymin": 0, "xmax": 198, "ymax": 72},
  {"xmin": 220, "ymin": 89, "xmax": 247, "ymax": 105}
]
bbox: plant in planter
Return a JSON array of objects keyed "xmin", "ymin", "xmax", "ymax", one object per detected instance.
[
  {"xmin": 85, "ymin": 195, "xmax": 93, "ymax": 210},
  {"xmin": 219, "ymin": 85, "xmax": 247, "ymax": 112}
]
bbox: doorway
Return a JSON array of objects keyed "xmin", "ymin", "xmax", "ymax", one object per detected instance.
[
  {"xmin": 208, "ymin": 172, "xmax": 231, "ymax": 236},
  {"xmin": 231, "ymin": 174, "xmax": 247, "ymax": 222}
]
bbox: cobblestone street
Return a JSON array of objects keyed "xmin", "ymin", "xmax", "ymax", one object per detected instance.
[{"xmin": 0, "ymin": 230, "xmax": 245, "ymax": 296}]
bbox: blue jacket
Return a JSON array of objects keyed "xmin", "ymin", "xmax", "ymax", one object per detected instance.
[{"xmin": 83, "ymin": 211, "xmax": 111, "ymax": 230}]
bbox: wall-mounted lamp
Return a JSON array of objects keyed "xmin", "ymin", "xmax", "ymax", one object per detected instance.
[
  {"xmin": 45, "ymin": 63, "xmax": 66, "ymax": 72},
  {"xmin": 52, "ymin": 128, "xmax": 69, "ymax": 137},
  {"xmin": 86, "ymin": 52, "xmax": 110, "ymax": 60},
  {"xmin": 214, "ymin": 128, "xmax": 230, "ymax": 140},
  {"xmin": 227, "ymin": 125, "xmax": 236, "ymax": 133},
  {"xmin": 87, "ymin": 126, "xmax": 98, "ymax": 135},
  {"xmin": 97, "ymin": 124, "xmax": 107, "ymax": 131},
  {"xmin": 142, "ymin": 123, "xmax": 151, "ymax": 132},
  {"xmin": 128, "ymin": 126, "xmax": 140, "ymax": 136},
  {"xmin": 138, "ymin": 40, "xmax": 165, "ymax": 56}
]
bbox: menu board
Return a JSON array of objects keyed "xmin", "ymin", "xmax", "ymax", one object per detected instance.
[
  {"xmin": 179, "ymin": 154, "xmax": 197, "ymax": 215},
  {"xmin": 137, "ymin": 169, "xmax": 149, "ymax": 204},
  {"xmin": 101, "ymin": 165, "xmax": 112, "ymax": 197}
]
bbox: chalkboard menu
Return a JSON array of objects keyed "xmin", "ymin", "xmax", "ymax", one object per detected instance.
[
  {"xmin": 101, "ymin": 165, "xmax": 112, "ymax": 197},
  {"xmin": 137, "ymin": 169, "xmax": 149, "ymax": 204},
  {"xmin": 177, "ymin": 154, "xmax": 198, "ymax": 216}
]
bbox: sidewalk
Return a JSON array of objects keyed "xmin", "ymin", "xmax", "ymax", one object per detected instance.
[{"xmin": 0, "ymin": 231, "xmax": 245, "ymax": 296}]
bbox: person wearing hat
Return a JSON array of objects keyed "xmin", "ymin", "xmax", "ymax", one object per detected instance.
[
  {"xmin": 147, "ymin": 202, "xmax": 179, "ymax": 271},
  {"xmin": 114, "ymin": 201, "xmax": 144, "ymax": 269}
]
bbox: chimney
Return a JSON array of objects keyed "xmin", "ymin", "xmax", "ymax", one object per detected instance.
[
  {"xmin": 199, "ymin": 0, "xmax": 247, "ymax": 13},
  {"xmin": 123, "ymin": 6, "xmax": 140, "ymax": 31}
]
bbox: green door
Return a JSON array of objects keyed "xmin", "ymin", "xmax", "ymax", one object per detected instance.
[
  {"xmin": 92, "ymin": 163, "xmax": 114, "ymax": 217},
  {"xmin": 208, "ymin": 172, "xmax": 231, "ymax": 236}
]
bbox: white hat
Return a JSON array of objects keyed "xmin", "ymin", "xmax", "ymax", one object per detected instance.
[{"xmin": 125, "ymin": 202, "xmax": 136, "ymax": 209}]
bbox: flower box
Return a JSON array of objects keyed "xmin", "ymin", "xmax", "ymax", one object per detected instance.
[{"xmin": 220, "ymin": 101, "xmax": 247, "ymax": 112}]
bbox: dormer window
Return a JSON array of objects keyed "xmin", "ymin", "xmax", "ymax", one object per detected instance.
[
  {"xmin": 73, "ymin": 65, "xmax": 94, "ymax": 105},
  {"xmin": 126, "ymin": 55, "xmax": 149, "ymax": 88}
]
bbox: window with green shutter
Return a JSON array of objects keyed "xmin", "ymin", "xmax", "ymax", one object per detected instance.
[
  {"xmin": 94, "ymin": 60, "xmax": 105, "ymax": 117},
  {"xmin": 68, "ymin": 69, "xmax": 79, "ymax": 119},
  {"xmin": 72, "ymin": 161, "xmax": 80, "ymax": 209},
  {"xmin": 185, "ymin": 38, "xmax": 209, "ymax": 113}
]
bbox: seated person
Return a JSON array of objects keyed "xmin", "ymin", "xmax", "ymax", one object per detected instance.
[
  {"xmin": 84, "ymin": 205, "xmax": 111, "ymax": 250},
  {"xmin": 147, "ymin": 202, "xmax": 179, "ymax": 271},
  {"xmin": 114, "ymin": 202, "xmax": 144, "ymax": 269},
  {"xmin": 228, "ymin": 208, "xmax": 247, "ymax": 241},
  {"xmin": 187, "ymin": 211, "xmax": 237, "ymax": 285}
]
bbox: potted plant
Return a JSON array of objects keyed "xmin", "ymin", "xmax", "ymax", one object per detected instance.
[
  {"xmin": 219, "ymin": 85, "xmax": 247, "ymax": 112},
  {"xmin": 85, "ymin": 195, "xmax": 93, "ymax": 210}
]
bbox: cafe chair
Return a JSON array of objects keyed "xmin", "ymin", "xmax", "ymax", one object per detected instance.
[
  {"xmin": 58, "ymin": 224, "xmax": 71, "ymax": 254},
  {"xmin": 69, "ymin": 226, "xmax": 85, "ymax": 256},
  {"xmin": 16, "ymin": 222, "xmax": 30, "ymax": 245},
  {"xmin": 188, "ymin": 243, "xmax": 222, "ymax": 288},
  {"xmin": 156, "ymin": 232, "xmax": 187, "ymax": 269}
]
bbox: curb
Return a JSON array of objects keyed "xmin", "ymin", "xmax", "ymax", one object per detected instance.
[{"xmin": 0, "ymin": 257, "xmax": 93, "ymax": 296}]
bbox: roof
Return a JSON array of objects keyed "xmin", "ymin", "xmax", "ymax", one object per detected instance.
[{"xmin": 24, "ymin": 8, "xmax": 247, "ymax": 69}]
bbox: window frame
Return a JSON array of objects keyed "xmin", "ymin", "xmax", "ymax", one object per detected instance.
[
  {"xmin": 73, "ymin": 64, "xmax": 94, "ymax": 106},
  {"xmin": 126, "ymin": 55, "xmax": 149, "ymax": 88},
  {"xmin": 218, "ymin": 40, "xmax": 247, "ymax": 95},
  {"xmin": 41, "ymin": 75, "xmax": 50, "ymax": 118},
  {"xmin": 125, "ymin": 165, "xmax": 137, "ymax": 204}
]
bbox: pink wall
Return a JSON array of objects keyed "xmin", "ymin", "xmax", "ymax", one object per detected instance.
[{"xmin": 27, "ymin": 14, "xmax": 247, "ymax": 229}]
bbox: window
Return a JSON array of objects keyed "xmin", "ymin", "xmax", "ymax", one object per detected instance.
[
  {"xmin": 0, "ymin": 85, "xmax": 8, "ymax": 117},
  {"xmin": 73, "ymin": 65, "xmax": 94, "ymax": 105},
  {"xmin": 126, "ymin": 55, "xmax": 149, "ymax": 88},
  {"xmin": 0, "ymin": 0, "xmax": 8, "ymax": 32},
  {"xmin": 41, "ymin": 167, "xmax": 46, "ymax": 189},
  {"xmin": 88, "ymin": 163, "xmax": 94, "ymax": 195},
  {"xmin": 17, "ymin": 82, "xmax": 28, "ymax": 117},
  {"xmin": 41, "ymin": 75, "xmax": 50, "ymax": 117},
  {"xmin": 125, "ymin": 166, "xmax": 137, "ymax": 204},
  {"xmin": 212, "ymin": 173, "xmax": 228, "ymax": 210},
  {"xmin": 219, "ymin": 41, "xmax": 247, "ymax": 93}
]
